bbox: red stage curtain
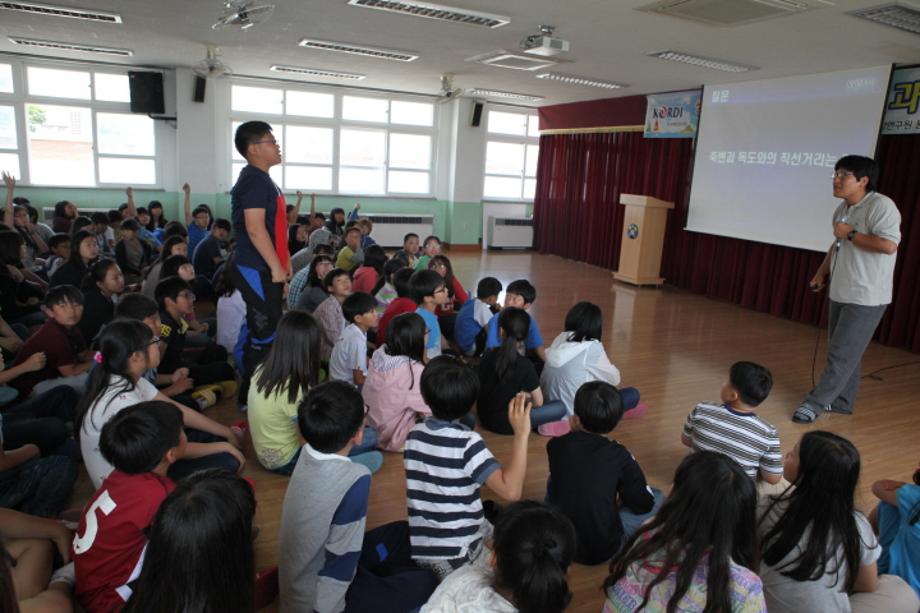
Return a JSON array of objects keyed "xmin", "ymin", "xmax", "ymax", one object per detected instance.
[{"xmin": 533, "ymin": 131, "xmax": 920, "ymax": 351}]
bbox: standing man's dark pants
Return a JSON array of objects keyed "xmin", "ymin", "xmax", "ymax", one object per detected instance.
[{"xmin": 228, "ymin": 258, "xmax": 283, "ymax": 404}]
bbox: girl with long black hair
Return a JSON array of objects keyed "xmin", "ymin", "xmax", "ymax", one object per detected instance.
[
  {"xmin": 604, "ymin": 451, "xmax": 766, "ymax": 612},
  {"xmin": 759, "ymin": 431, "xmax": 919, "ymax": 612},
  {"xmin": 477, "ymin": 308, "xmax": 566, "ymax": 435}
]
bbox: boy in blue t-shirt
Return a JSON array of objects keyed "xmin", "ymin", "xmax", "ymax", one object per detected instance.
[
  {"xmin": 455, "ymin": 277, "xmax": 502, "ymax": 357},
  {"xmin": 182, "ymin": 183, "xmax": 211, "ymax": 255},
  {"xmin": 410, "ymin": 269, "xmax": 450, "ymax": 361},
  {"xmin": 485, "ymin": 279, "xmax": 546, "ymax": 363}
]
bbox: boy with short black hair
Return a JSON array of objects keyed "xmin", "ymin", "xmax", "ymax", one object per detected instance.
[
  {"xmin": 403, "ymin": 356, "xmax": 532, "ymax": 578},
  {"xmin": 91, "ymin": 212, "xmax": 114, "ymax": 255},
  {"xmin": 11, "ymin": 285, "xmax": 92, "ymax": 397},
  {"xmin": 155, "ymin": 276, "xmax": 236, "ymax": 393},
  {"xmin": 454, "ymin": 277, "xmax": 502, "ymax": 357},
  {"xmin": 280, "ymin": 381, "xmax": 436, "ymax": 613},
  {"xmin": 183, "ymin": 182, "xmax": 212, "ymax": 255},
  {"xmin": 484, "ymin": 279, "xmax": 546, "ymax": 363},
  {"xmin": 335, "ymin": 226, "xmax": 363, "ymax": 271},
  {"xmin": 115, "ymin": 218, "xmax": 152, "ymax": 285},
  {"xmin": 44, "ymin": 233, "xmax": 71, "ymax": 277},
  {"xmin": 329, "ymin": 292, "xmax": 378, "ymax": 386},
  {"xmin": 681, "ymin": 361, "xmax": 783, "ymax": 488},
  {"xmin": 547, "ymin": 381, "xmax": 661, "ymax": 565},
  {"xmin": 376, "ymin": 267, "xmax": 416, "ymax": 346},
  {"xmin": 73, "ymin": 401, "xmax": 184, "ymax": 613},
  {"xmin": 410, "ymin": 269, "xmax": 449, "ymax": 360},
  {"xmin": 313, "ymin": 268, "xmax": 352, "ymax": 362},
  {"xmin": 394, "ymin": 232, "xmax": 419, "ymax": 269},
  {"xmin": 192, "ymin": 218, "xmax": 231, "ymax": 281}
]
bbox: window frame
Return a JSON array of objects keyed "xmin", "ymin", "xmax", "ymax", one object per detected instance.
[
  {"xmin": 228, "ymin": 79, "xmax": 437, "ymax": 197},
  {"xmin": 482, "ymin": 107, "xmax": 540, "ymax": 203},
  {"xmin": 0, "ymin": 56, "xmax": 162, "ymax": 188}
]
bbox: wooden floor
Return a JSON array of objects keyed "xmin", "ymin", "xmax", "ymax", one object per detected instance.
[{"xmin": 68, "ymin": 251, "xmax": 920, "ymax": 612}]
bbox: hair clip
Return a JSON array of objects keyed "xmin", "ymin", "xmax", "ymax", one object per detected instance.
[{"xmin": 94, "ymin": 351, "xmax": 104, "ymax": 364}]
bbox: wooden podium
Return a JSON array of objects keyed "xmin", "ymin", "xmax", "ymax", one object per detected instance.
[{"xmin": 613, "ymin": 194, "xmax": 674, "ymax": 286}]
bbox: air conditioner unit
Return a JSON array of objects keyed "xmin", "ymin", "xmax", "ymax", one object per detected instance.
[
  {"xmin": 487, "ymin": 216, "xmax": 532, "ymax": 249},
  {"xmin": 41, "ymin": 207, "xmax": 111, "ymax": 223},
  {"xmin": 365, "ymin": 214, "xmax": 434, "ymax": 248}
]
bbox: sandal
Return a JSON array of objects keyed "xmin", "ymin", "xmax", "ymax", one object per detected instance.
[{"xmin": 792, "ymin": 404, "xmax": 822, "ymax": 424}]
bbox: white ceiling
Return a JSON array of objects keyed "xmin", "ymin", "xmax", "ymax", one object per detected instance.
[{"xmin": 1, "ymin": 0, "xmax": 919, "ymax": 106}]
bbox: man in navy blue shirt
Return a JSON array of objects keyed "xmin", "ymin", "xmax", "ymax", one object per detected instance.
[{"xmin": 227, "ymin": 121, "xmax": 289, "ymax": 401}]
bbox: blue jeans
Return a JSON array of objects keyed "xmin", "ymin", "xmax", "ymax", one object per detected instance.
[
  {"xmin": 619, "ymin": 487, "xmax": 666, "ymax": 544},
  {"xmin": 531, "ymin": 400, "xmax": 568, "ymax": 429},
  {"xmin": 0, "ymin": 455, "xmax": 78, "ymax": 518},
  {"xmin": 271, "ymin": 429, "xmax": 382, "ymax": 476},
  {"xmin": 350, "ymin": 426, "xmax": 379, "ymax": 455},
  {"xmin": 620, "ymin": 387, "xmax": 640, "ymax": 411},
  {"xmin": 168, "ymin": 428, "xmax": 242, "ymax": 481}
]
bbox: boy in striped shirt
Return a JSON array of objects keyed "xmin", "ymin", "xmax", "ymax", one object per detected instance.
[
  {"xmin": 403, "ymin": 356, "xmax": 532, "ymax": 578},
  {"xmin": 681, "ymin": 361, "xmax": 784, "ymax": 489}
]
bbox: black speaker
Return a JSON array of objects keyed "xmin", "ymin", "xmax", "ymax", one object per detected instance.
[
  {"xmin": 471, "ymin": 102, "xmax": 484, "ymax": 127},
  {"xmin": 128, "ymin": 71, "xmax": 164, "ymax": 114},
  {"xmin": 193, "ymin": 75, "xmax": 207, "ymax": 103}
]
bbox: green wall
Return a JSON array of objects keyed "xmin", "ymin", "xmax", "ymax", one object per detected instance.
[{"xmin": 15, "ymin": 187, "xmax": 500, "ymax": 245}]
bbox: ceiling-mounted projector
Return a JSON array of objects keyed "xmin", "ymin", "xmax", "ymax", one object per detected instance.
[{"xmin": 520, "ymin": 25, "xmax": 570, "ymax": 57}]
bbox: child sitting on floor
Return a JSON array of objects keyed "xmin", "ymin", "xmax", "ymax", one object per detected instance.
[
  {"xmin": 279, "ymin": 380, "xmax": 437, "ymax": 613},
  {"xmin": 870, "ymin": 459, "xmax": 920, "ymax": 600},
  {"xmin": 328, "ymin": 292, "xmax": 378, "ymax": 387},
  {"xmin": 74, "ymin": 401, "xmax": 184, "ymax": 613},
  {"xmin": 546, "ymin": 381, "xmax": 662, "ymax": 565},
  {"xmin": 454, "ymin": 277, "xmax": 501, "ymax": 357}
]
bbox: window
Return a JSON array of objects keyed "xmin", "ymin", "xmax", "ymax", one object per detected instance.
[
  {"xmin": 0, "ymin": 61, "xmax": 159, "ymax": 187},
  {"xmin": 484, "ymin": 109, "xmax": 539, "ymax": 200},
  {"xmin": 229, "ymin": 85, "xmax": 436, "ymax": 195}
]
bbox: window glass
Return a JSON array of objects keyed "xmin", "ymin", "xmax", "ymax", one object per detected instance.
[
  {"xmin": 286, "ymin": 91, "xmax": 334, "ymax": 118},
  {"xmin": 339, "ymin": 167, "xmax": 384, "ymax": 194},
  {"xmin": 97, "ymin": 113, "xmax": 155, "ymax": 156},
  {"xmin": 94, "ymin": 73, "xmax": 130, "ymax": 102},
  {"xmin": 342, "ymin": 96, "xmax": 388, "ymax": 123},
  {"xmin": 483, "ymin": 176, "xmax": 523, "ymax": 199},
  {"xmin": 0, "ymin": 64, "xmax": 13, "ymax": 94},
  {"xmin": 389, "ymin": 133, "xmax": 430, "ymax": 169},
  {"xmin": 232, "ymin": 85, "xmax": 283, "ymax": 114},
  {"xmin": 485, "ymin": 141, "xmax": 525, "ymax": 175},
  {"xmin": 525, "ymin": 144, "xmax": 539, "ymax": 177},
  {"xmin": 487, "ymin": 110, "xmax": 527, "ymax": 136},
  {"xmin": 0, "ymin": 106, "xmax": 16, "ymax": 149},
  {"xmin": 523, "ymin": 178, "xmax": 536, "ymax": 200},
  {"xmin": 99, "ymin": 158, "xmax": 156, "ymax": 184},
  {"xmin": 28, "ymin": 67, "xmax": 91, "ymax": 100},
  {"xmin": 390, "ymin": 100, "xmax": 433, "ymax": 126},
  {"xmin": 340, "ymin": 128, "xmax": 385, "ymax": 167},
  {"xmin": 285, "ymin": 165, "xmax": 332, "ymax": 191},
  {"xmin": 527, "ymin": 115, "xmax": 540, "ymax": 138},
  {"xmin": 26, "ymin": 103, "xmax": 94, "ymax": 186},
  {"xmin": 388, "ymin": 170, "xmax": 429, "ymax": 194},
  {"xmin": 0, "ymin": 153, "xmax": 20, "ymax": 179},
  {"xmin": 285, "ymin": 126, "xmax": 333, "ymax": 165}
]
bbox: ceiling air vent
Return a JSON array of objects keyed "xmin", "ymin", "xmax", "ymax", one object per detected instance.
[
  {"xmin": 467, "ymin": 50, "xmax": 557, "ymax": 72},
  {"xmin": 298, "ymin": 38, "xmax": 418, "ymax": 62},
  {"xmin": 347, "ymin": 0, "xmax": 509, "ymax": 28},
  {"xmin": 8, "ymin": 36, "xmax": 133, "ymax": 56},
  {"xmin": 849, "ymin": 3, "xmax": 920, "ymax": 36},
  {"xmin": 638, "ymin": 0, "xmax": 816, "ymax": 26},
  {"xmin": 270, "ymin": 65, "xmax": 366, "ymax": 80},
  {"xmin": 0, "ymin": 1, "xmax": 122, "ymax": 23}
]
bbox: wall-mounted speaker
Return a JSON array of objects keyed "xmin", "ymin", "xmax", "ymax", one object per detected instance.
[
  {"xmin": 471, "ymin": 102, "xmax": 484, "ymax": 127},
  {"xmin": 128, "ymin": 71, "xmax": 164, "ymax": 114},
  {"xmin": 193, "ymin": 76, "xmax": 207, "ymax": 103}
]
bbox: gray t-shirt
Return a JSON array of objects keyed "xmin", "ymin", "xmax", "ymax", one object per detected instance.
[
  {"xmin": 758, "ymin": 498, "xmax": 880, "ymax": 613},
  {"xmin": 828, "ymin": 191, "xmax": 900, "ymax": 306},
  {"xmin": 328, "ymin": 323, "xmax": 368, "ymax": 385}
]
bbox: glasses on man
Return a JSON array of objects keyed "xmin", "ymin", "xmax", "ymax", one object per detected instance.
[
  {"xmin": 253, "ymin": 139, "xmax": 278, "ymax": 146},
  {"xmin": 831, "ymin": 171, "xmax": 855, "ymax": 180},
  {"xmin": 434, "ymin": 287, "xmax": 448, "ymax": 294},
  {"xmin": 178, "ymin": 291, "xmax": 196, "ymax": 301}
]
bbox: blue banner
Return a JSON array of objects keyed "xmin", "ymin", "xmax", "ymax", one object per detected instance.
[{"xmin": 644, "ymin": 90, "xmax": 701, "ymax": 139}]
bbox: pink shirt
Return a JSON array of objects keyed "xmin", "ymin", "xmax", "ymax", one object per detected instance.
[{"xmin": 362, "ymin": 347, "xmax": 430, "ymax": 451}]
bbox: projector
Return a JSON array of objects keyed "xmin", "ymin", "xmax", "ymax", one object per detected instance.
[{"xmin": 520, "ymin": 26, "xmax": 570, "ymax": 56}]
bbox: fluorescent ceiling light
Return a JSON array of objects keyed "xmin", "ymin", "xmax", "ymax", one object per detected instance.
[
  {"xmin": 467, "ymin": 88, "xmax": 544, "ymax": 102},
  {"xmin": 648, "ymin": 49, "xmax": 756, "ymax": 72},
  {"xmin": 298, "ymin": 38, "xmax": 418, "ymax": 62},
  {"xmin": 0, "ymin": 1, "xmax": 122, "ymax": 23},
  {"xmin": 270, "ymin": 65, "xmax": 366, "ymax": 80},
  {"xmin": 8, "ymin": 36, "xmax": 132, "ymax": 56},
  {"xmin": 536, "ymin": 72, "xmax": 628, "ymax": 89},
  {"xmin": 849, "ymin": 3, "xmax": 920, "ymax": 35},
  {"xmin": 466, "ymin": 50, "xmax": 557, "ymax": 71},
  {"xmin": 347, "ymin": 0, "xmax": 509, "ymax": 28}
]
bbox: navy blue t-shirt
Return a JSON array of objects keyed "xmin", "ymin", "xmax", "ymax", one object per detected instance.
[{"xmin": 230, "ymin": 165, "xmax": 282, "ymax": 271}]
